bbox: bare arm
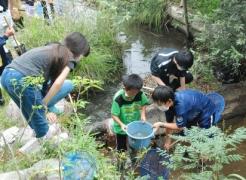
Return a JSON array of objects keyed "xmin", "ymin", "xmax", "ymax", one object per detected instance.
[
  {"xmin": 151, "ymin": 75, "xmax": 166, "ymax": 86},
  {"xmin": 112, "ymin": 115, "xmax": 126, "ymax": 131},
  {"xmin": 179, "ymin": 77, "xmax": 186, "ymax": 90},
  {"xmin": 141, "ymin": 105, "xmax": 147, "ymax": 121},
  {"xmin": 8, "ymin": 0, "xmax": 13, "ymax": 11},
  {"xmin": 153, "ymin": 122, "xmax": 183, "ymax": 131},
  {"xmin": 164, "ymin": 128, "xmax": 173, "ymax": 150},
  {"xmin": 43, "ymin": 66, "xmax": 70, "ymax": 106}
]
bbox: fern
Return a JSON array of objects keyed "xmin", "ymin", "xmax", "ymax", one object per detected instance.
[{"xmin": 159, "ymin": 126, "xmax": 246, "ymax": 179}]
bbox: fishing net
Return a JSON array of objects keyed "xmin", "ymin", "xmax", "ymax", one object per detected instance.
[{"xmin": 139, "ymin": 148, "xmax": 170, "ymax": 180}]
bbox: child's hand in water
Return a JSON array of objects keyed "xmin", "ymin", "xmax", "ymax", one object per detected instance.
[
  {"xmin": 153, "ymin": 122, "xmax": 164, "ymax": 129},
  {"xmin": 120, "ymin": 124, "xmax": 127, "ymax": 132},
  {"xmin": 141, "ymin": 118, "xmax": 146, "ymax": 123}
]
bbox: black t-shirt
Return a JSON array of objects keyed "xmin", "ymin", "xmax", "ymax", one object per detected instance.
[
  {"xmin": 150, "ymin": 48, "xmax": 186, "ymax": 84},
  {"xmin": 0, "ymin": 0, "xmax": 8, "ymax": 11}
]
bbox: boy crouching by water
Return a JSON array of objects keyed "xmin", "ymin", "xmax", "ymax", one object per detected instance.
[
  {"xmin": 152, "ymin": 86, "xmax": 225, "ymax": 150},
  {"xmin": 111, "ymin": 74, "xmax": 150, "ymax": 167}
]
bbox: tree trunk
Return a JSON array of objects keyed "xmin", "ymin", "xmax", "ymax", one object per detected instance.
[{"xmin": 183, "ymin": 0, "xmax": 190, "ymax": 38}]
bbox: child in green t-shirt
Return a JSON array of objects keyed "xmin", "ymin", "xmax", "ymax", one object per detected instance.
[{"xmin": 111, "ymin": 74, "xmax": 150, "ymax": 152}]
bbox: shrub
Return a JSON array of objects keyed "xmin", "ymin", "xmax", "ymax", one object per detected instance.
[
  {"xmin": 159, "ymin": 126, "xmax": 246, "ymax": 179},
  {"xmin": 195, "ymin": 0, "xmax": 246, "ymax": 83},
  {"xmin": 17, "ymin": 8, "xmax": 123, "ymax": 84}
]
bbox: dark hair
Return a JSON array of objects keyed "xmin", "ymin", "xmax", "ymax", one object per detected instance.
[
  {"xmin": 122, "ymin": 74, "xmax": 143, "ymax": 90},
  {"xmin": 49, "ymin": 44, "xmax": 71, "ymax": 83},
  {"xmin": 152, "ymin": 86, "xmax": 175, "ymax": 103},
  {"xmin": 64, "ymin": 32, "xmax": 90, "ymax": 58},
  {"xmin": 174, "ymin": 50, "xmax": 193, "ymax": 70}
]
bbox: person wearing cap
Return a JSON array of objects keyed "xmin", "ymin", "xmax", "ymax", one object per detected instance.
[
  {"xmin": 152, "ymin": 86, "xmax": 225, "ymax": 150},
  {"xmin": 150, "ymin": 48, "xmax": 194, "ymax": 90}
]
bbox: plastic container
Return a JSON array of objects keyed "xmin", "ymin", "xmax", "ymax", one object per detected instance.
[
  {"xmin": 35, "ymin": 1, "xmax": 43, "ymax": 17},
  {"xmin": 207, "ymin": 92, "xmax": 225, "ymax": 124},
  {"xmin": 126, "ymin": 121, "xmax": 154, "ymax": 150},
  {"xmin": 62, "ymin": 151, "xmax": 96, "ymax": 180}
]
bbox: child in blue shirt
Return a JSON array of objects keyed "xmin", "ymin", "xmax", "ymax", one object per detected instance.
[{"xmin": 152, "ymin": 86, "xmax": 225, "ymax": 149}]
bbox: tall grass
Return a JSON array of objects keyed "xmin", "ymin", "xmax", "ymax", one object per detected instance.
[
  {"xmin": 188, "ymin": 0, "xmax": 221, "ymax": 16},
  {"xmin": 129, "ymin": 0, "xmax": 168, "ymax": 29},
  {"xmin": 17, "ymin": 8, "xmax": 123, "ymax": 84},
  {"xmin": 84, "ymin": 0, "xmax": 168, "ymax": 31}
]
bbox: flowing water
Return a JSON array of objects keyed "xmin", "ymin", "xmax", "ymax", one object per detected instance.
[
  {"xmin": 221, "ymin": 116, "xmax": 246, "ymax": 177},
  {"xmin": 86, "ymin": 26, "xmax": 246, "ymax": 178},
  {"xmin": 21, "ymin": 0, "xmax": 246, "ymax": 178},
  {"xmin": 85, "ymin": 26, "xmax": 186, "ymax": 122},
  {"xmin": 52, "ymin": 1, "xmax": 246, "ymax": 177}
]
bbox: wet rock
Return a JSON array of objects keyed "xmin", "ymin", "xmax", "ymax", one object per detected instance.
[
  {"xmin": 86, "ymin": 119, "xmax": 108, "ymax": 134},
  {"xmin": 167, "ymin": 5, "xmax": 205, "ymax": 33},
  {"xmin": 220, "ymin": 81, "xmax": 246, "ymax": 120}
]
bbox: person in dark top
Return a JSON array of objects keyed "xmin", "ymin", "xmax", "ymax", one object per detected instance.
[
  {"xmin": 0, "ymin": 27, "xmax": 14, "ymax": 105},
  {"xmin": 150, "ymin": 48, "xmax": 194, "ymax": 90},
  {"xmin": 41, "ymin": 0, "xmax": 55, "ymax": 20},
  {"xmin": 152, "ymin": 86, "xmax": 225, "ymax": 150},
  {"xmin": 1, "ymin": 32, "xmax": 90, "ymax": 139}
]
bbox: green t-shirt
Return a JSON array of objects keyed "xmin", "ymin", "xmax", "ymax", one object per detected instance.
[{"xmin": 111, "ymin": 89, "xmax": 150, "ymax": 134}]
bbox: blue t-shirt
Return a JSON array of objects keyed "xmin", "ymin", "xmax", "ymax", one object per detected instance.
[{"xmin": 174, "ymin": 89, "xmax": 216, "ymax": 128}]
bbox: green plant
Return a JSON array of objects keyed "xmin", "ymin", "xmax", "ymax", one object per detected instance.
[
  {"xmin": 159, "ymin": 126, "xmax": 246, "ymax": 179},
  {"xmin": 189, "ymin": 50, "xmax": 220, "ymax": 91},
  {"xmin": 188, "ymin": 0, "xmax": 220, "ymax": 16},
  {"xmin": 18, "ymin": 7, "xmax": 123, "ymax": 84},
  {"xmin": 129, "ymin": 0, "xmax": 168, "ymax": 29},
  {"xmin": 195, "ymin": 0, "xmax": 246, "ymax": 83},
  {"xmin": 0, "ymin": 75, "xmax": 120, "ymax": 178},
  {"xmin": 86, "ymin": 0, "xmax": 168, "ymax": 31}
]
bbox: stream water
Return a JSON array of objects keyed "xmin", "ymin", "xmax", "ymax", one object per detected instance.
[
  {"xmin": 40, "ymin": 0, "xmax": 246, "ymax": 177},
  {"xmin": 85, "ymin": 26, "xmax": 186, "ymax": 122},
  {"xmin": 221, "ymin": 116, "xmax": 246, "ymax": 177},
  {"xmin": 85, "ymin": 26, "xmax": 246, "ymax": 178}
]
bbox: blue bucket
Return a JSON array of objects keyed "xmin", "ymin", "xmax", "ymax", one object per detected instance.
[
  {"xmin": 207, "ymin": 92, "xmax": 225, "ymax": 124},
  {"xmin": 62, "ymin": 151, "xmax": 96, "ymax": 180},
  {"xmin": 126, "ymin": 121, "xmax": 154, "ymax": 150}
]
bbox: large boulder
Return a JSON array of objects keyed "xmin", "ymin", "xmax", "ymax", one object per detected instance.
[{"xmin": 219, "ymin": 81, "xmax": 246, "ymax": 120}]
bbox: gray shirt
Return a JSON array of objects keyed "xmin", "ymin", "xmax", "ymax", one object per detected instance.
[{"xmin": 7, "ymin": 45, "xmax": 75, "ymax": 81}]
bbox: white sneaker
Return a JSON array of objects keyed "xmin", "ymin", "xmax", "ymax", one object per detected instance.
[{"xmin": 44, "ymin": 123, "xmax": 62, "ymax": 139}]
